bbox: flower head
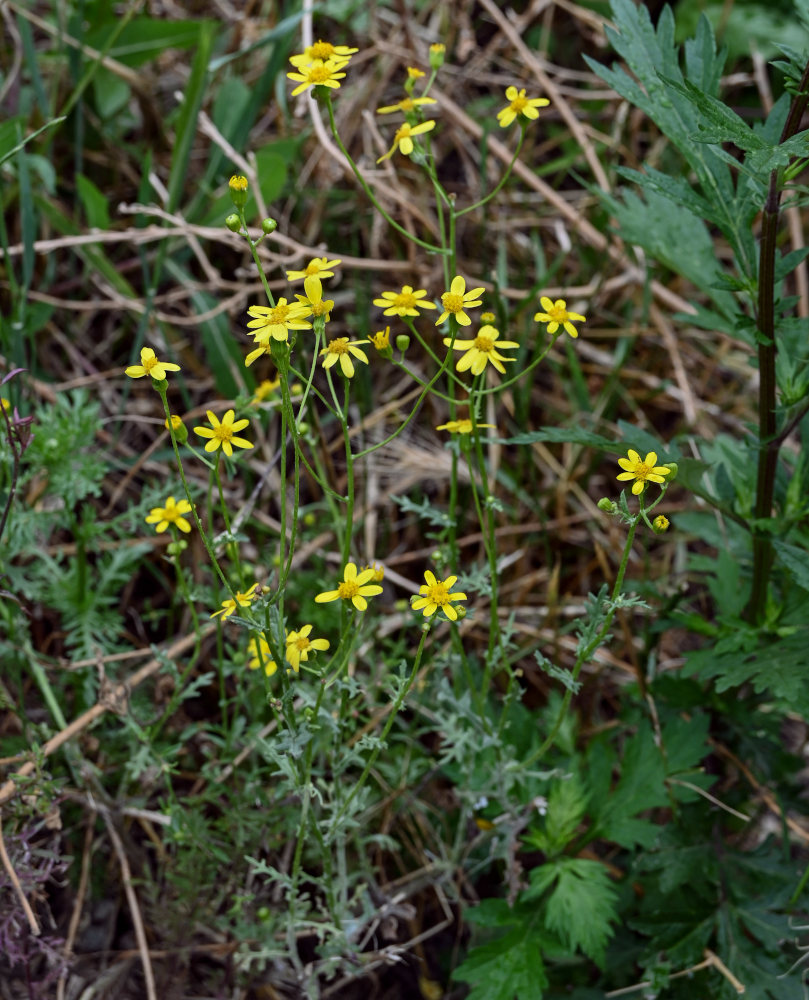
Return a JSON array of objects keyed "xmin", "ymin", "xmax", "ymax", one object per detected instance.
[
  {"xmin": 407, "ymin": 67, "xmax": 425, "ymax": 80},
  {"xmin": 435, "ymin": 275, "xmax": 485, "ymax": 327},
  {"xmin": 289, "ymin": 42, "xmax": 358, "ymax": 67},
  {"xmin": 287, "ymin": 58, "xmax": 348, "ymax": 97},
  {"xmin": 125, "ymin": 347, "xmax": 181, "ymax": 381},
  {"xmin": 361, "ymin": 563, "xmax": 385, "ymax": 583},
  {"xmin": 295, "ymin": 278, "xmax": 334, "ymax": 321},
  {"xmin": 429, "ymin": 43, "xmax": 446, "ymax": 69},
  {"xmin": 247, "ymin": 299, "xmax": 312, "ymax": 344},
  {"xmin": 616, "ymin": 449, "xmax": 671, "ymax": 496},
  {"xmin": 376, "ymin": 96, "xmax": 437, "ymax": 115},
  {"xmin": 412, "ymin": 570, "xmax": 467, "ymax": 621},
  {"xmin": 164, "ymin": 414, "xmax": 188, "ymax": 444},
  {"xmin": 436, "ymin": 419, "xmax": 495, "ymax": 435},
  {"xmin": 252, "ymin": 377, "xmax": 281, "ymax": 404},
  {"xmin": 193, "ymin": 409, "xmax": 253, "ymax": 458},
  {"xmin": 653, "ymin": 514, "xmax": 670, "ymax": 533},
  {"xmin": 286, "ymin": 257, "xmax": 342, "ymax": 282},
  {"xmin": 247, "ymin": 636, "xmax": 277, "ymax": 676},
  {"xmin": 145, "ymin": 496, "xmax": 193, "ymax": 534},
  {"xmin": 211, "ymin": 582, "xmax": 260, "ymax": 620},
  {"xmin": 320, "ymin": 338, "xmax": 369, "ymax": 378},
  {"xmin": 229, "ymin": 175, "xmax": 248, "ymax": 193},
  {"xmin": 373, "ymin": 285, "xmax": 436, "ymax": 318},
  {"xmin": 445, "ymin": 324, "xmax": 519, "ymax": 376},
  {"xmin": 533, "ymin": 297, "xmax": 586, "ymax": 338},
  {"xmin": 315, "ymin": 562, "xmax": 383, "ymax": 611},
  {"xmin": 285, "ymin": 624, "xmax": 330, "ymax": 673},
  {"xmin": 497, "ymin": 87, "xmax": 550, "ymax": 128},
  {"xmin": 377, "ymin": 120, "xmax": 436, "ymax": 162},
  {"xmin": 370, "ymin": 326, "xmax": 390, "ymax": 351}
]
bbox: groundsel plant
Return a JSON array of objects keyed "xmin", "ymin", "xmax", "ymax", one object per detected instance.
[{"xmin": 122, "ymin": 36, "xmax": 673, "ymax": 989}]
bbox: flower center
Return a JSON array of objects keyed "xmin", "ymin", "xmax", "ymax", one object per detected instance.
[
  {"xmin": 311, "ymin": 299, "xmax": 332, "ymax": 317},
  {"xmin": 294, "ymin": 636, "xmax": 311, "ymax": 652},
  {"xmin": 395, "ymin": 291, "xmax": 417, "ymax": 308},
  {"xmin": 636, "ymin": 462, "xmax": 651, "ymax": 480},
  {"xmin": 267, "ymin": 304, "xmax": 290, "ymax": 324},
  {"xmin": 395, "ymin": 125, "xmax": 413, "ymax": 142},
  {"xmin": 547, "ymin": 304, "xmax": 568, "ymax": 321},
  {"xmin": 215, "ymin": 425, "xmax": 235, "ymax": 443},
  {"xmin": 442, "ymin": 292, "xmax": 464, "ymax": 313},
  {"xmin": 305, "ymin": 261, "xmax": 321, "ymax": 275},
  {"xmin": 144, "ymin": 356, "xmax": 159, "ymax": 373},
  {"xmin": 337, "ymin": 580, "xmax": 359, "ymax": 599},
  {"xmin": 456, "ymin": 419, "xmax": 473, "ymax": 433},
  {"xmin": 474, "ymin": 335, "xmax": 494, "ymax": 352},
  {"xmin": 511, "ymin": 94, "xmax": 528, "ymax": 113},
  {"xmin": 328, "ymin": 338, "xmax": 349, "ymax": 355},
  {"xmin": 426, "ymin": 582, "xmax": 450, "ymax": 606},
  {"xmin": 309, "ymin": 63, "xmax": 333, "ymax": 84},
  {"xmin": 309, "ymin": 42, "xmax": 334, "ymax": 60}
]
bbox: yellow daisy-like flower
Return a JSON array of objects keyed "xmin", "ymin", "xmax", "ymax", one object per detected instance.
[
  {"xmin": 411, "ymin": 570, "xmax": 467, "ymax": 621},
  {"xmin": 497, "ymin": 86, "xmax": 550, "ymax": 128},
  {"xmin": 435, "ymin": 275, "xmax": 485, "ymax": 327},
  {"xmin": 229, "ymin": 175, "xmax": 248, "ymax": 193},
  {"xmin": 125, "ymin": 346, "xmax": 181, "ymax": 381},
  {"xmin": 252, "ymin": 377, "xmax": 281, "ymax": 404},
  {"xmin": 376, "ymin": 95, "xmax": 437, "ymax": 114},
  {"xmin": 315, "ymin": 562, "xmax": 383, "ymax": 611},
  {"xmin": 533, "ymin": 297, "xmax": 586, "ymax": 338},
  {"xmin": 193, "ymin": 409, "xmax": 253, "ymax": 458},
  {"xmin": 616, "ymin": 449, "xmax": 671, "ymax": 496},
  {"xmin": 373, "ymin": 285, "xmax": 437, "ymax": 318},
  {"xmin": 294, "ymin": 277, "xmax": 334, "ymax": 321},
  {"xmin": 407, "ymin": 67, "xmax": 425, "ymax": 79},
  {"xmin": 288, "ymin": 41, "xmax": 357, "ymax": 67},
  {"xmin": 361, "ymin": 562, "xmax": 385, "ymax": 583},
  {"xmin": 211, "ymin": 582, "xmax": 260, "ymax": 620},
  {"xmin": 285, "ymin": 624, "xmax": 330, "ymax": 673},
  {"xmin": 370, "ymin": 326, "xmax": 390, "ymax": 351},
  {"xmin": 247, "ymin": 635, "xmax": 278, "ymax": 676},
  {"xmin": 435, "ymin": 419, "xmax": 496, "ymax": 435},
  {"xmin": 319, "ymin": 338, "xmax": 369, "ymax": 378},
  {"xmin": 286, "ymin": 256, "xmax": 342, "ymax": 281},
  {"xmin": 445, "ymin": 324, "xmax": 519, "ymax": 376},
  {"xmin": 287, "ymin": 58, "xmax": 348, "ymax": 97},
  {"xmin": 145, "ymin": 496, "xmax": 193, "ymax": 534},
  {"xmin": 377, "ymin": 120, "xmax": 436, "ymax": 162},
  {"xmin": 247, "ymin": 299, "xmax": 312, "ymax": 344}
]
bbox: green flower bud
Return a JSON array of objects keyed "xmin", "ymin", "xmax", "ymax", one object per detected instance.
[
  {"xmin": 262, "ymin": 217, "xmax": 278, "ymax": 234},
  {"xmin": 228, "ymin": 175, "xmax": 248, "ymax": 208},
  {"xmin": 663, "ymin": 462, "xmax": 678, "ymax": 480},
  {"xmin": 396, "ymin": 334, "xmax": 410, "ymax": 353},
  {"xmin": 597, "ymin": 497, "xmax": 617, "ymax": 513},
  {"xmin": 429, "ymin": 43, "xmax": 446, "ymax": 69},
  {"xmin": 225, "ymin": 213, "xmax": 242, "ymax": 233}
]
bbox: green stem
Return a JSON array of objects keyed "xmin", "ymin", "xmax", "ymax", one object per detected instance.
[{"xmin": 457, "ymin": 127, "xmax": 526, "ymax": 217}]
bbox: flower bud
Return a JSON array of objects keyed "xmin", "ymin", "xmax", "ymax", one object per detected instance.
[
  {"xmin": 663, "ymin": 462, "xmax": 678, "ymax": 480},
  {"xmin": 597, "ymin": 497, "xmax": 617, "ymax": 513},
  {"xmin": 228, "ymin": 174, "xmax": 248, "ymax": 208},
  {"xmin": 429, "ymin": 43, "xmax": 446, "ymax": 69},
  {"xmin": 164, "ymin": 414, "xmax": 188, "ymax": 444},
  {"xmin": 304, "ymin": 512, "xmax": 316, "ymax": 527},
  {"xmin": 262, "ymin": 217, "xmax": 277, "ymax": 234},
  {"xmin": 167, "ymin": 540, "xmax": 188, "ymax": 556},
  {"xmin": 396, "ymin": 334, "xmax": 410, "ymax": 353},
  {"xmin": 225, "ymin": 213, "xmax": 242, "ymax": 233},
  {"xmin": 653, "ymin": 515, "xmax": 670, "ymax": 534}
]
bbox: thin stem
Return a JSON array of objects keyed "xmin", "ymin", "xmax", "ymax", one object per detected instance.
[{"xmin": 457, "ymin": 127, "xmax": 526, "ymax": 217}]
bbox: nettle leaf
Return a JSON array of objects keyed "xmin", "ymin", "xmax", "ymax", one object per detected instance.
[
  {"xmin": 526, "ymin": 777, "xmax": 588, "ymax": 855},
  {"xmin": 526, "ymin": 858, "xmax": 618, "ymax": 966},
  {"xmin": 452, "ymin": 900, "xmax": 552, "ymax": 1000}
]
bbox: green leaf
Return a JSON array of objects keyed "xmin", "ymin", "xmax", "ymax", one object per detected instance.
[
  {"xmin": 167, "ymin": 23, "xmax": 215, "ymax": 213},
  {"xmin": 526, "ymin": 858, "xmax": 618, "ymax": 966},
  {"xmin": 76, "ymin": 173, "xmax": 111, "ymax": 230},
  {"xmin": 85, "ymin": 17, "xmax": 216, "ymax": 67},
  {"xmin": 92, "ymin": 66, "xmax": 131, "ymax": 119},
  {"xmin": 596, "ymin": 722, "xmax": 668, "ymax": 848},
  {"xmin": 497, "ymin": 428, "xmax": 616, "ymax": 450},
  {"xmin": 773, "ymin": 540, "xmax": 809, "ymax": 592},
  {"xmin": 526, "ymin": 777, "xmax": 588, "ymax": 855},
  {"xmin": 452, "ymin": 901, "xmax": 551, "ymax": 1000}
]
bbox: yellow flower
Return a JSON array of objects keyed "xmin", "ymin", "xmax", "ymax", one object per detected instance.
[
  {"xmin": 533, "ymin": 297, "xmax": 586, "ymax": 338},
  {"xmin": 287, "ymin": 58, "xmax": 348, "ymax": 97},
  {"xmin": 376, "ymin": 96, "xmax": 437, "ymax": 114},
  {"xmin": 435, "ymin": 419, "xmax": 495, "ymax": 434},
  {"xmin": 411, "ymin": 570, "xmax": 467, "ymax": 621},
  {"xmin": 315, "ymin": 562, "xmax": 383, "ymax": 611},
  {"xmin": 145, "ymin": 496, "xmax": 193, "ymax": 534},
  {"xmin": 445, "ymin": 324, "xmax": 519, "ymax": 376},
  {"xmin": 211, "ymin": 582, "xmax": 260, "ymax": 620},
  {"xmin": 407, "ymin": 67, "xmax": 425, "ymax": 79},
  {"xmin": 252, "ymin": 377, "xmax": 281, "ymax": 404},
  {"xmin": 435, "ymin": 275, "xmax": 485, "ymax": 327},
  {"xmin": 247, "ymin": 635, "xmax": 277, "ymax": 676},
  {"xmin": 288, "ymin": 41, "xmax": 357, "ymax": 67},
  {"xmin": 370, "ymin": 326, "xmax": 390, "ymax": 351},
  {"xmin": 653, "ymin": 515, "xmax": 670, "ymax": 533},
  {"xmin": 361, "ymin": 562, "xmax": 385, "ymax": 583},
  {"xmin": 193, "ymin": 409, "xmax": 253, "ymax": 457},
  {"xmin": 616, "ymin": 450, "xmax": 671, "ymax": 496},
  {"xmin": 285, "ymin": 625, "xmax": 330, "ymax": 673},
  {"xmin": 164, "ymin": 414, "xmax": 189, "ymax": 444},
  {"xmin": 247, "ymin": 299, "xmax": 312, "ymax": 344},
  {"xmin": 294, "ymin": 277, "xmax": 334, "ymax": 321},
  {"xmin": 373, "ymin": 285, "xmax": 436, "ymax": 318},
  {"xmin": 286, "ymin": 256, "xmax": 342, "ymax": 281},
  {"xmin": 377, "ymin": 120, "xmax": 436, "ymax": 162},
  {"xmin": 125, "ymin": 346, "xmax": 181, "ymax": 381},
  {"xmin": 319, "ymin": 338, "xmax": 369, "ymax": 378},
  {"xmin": 497, "ymin": 86, "xmax": 550, "ymax": 128},
  {"xmin": 229, "ymin": 175, "xmax": 248, "ymax": 193},
  {"xmin": 429, "ymin": 43, "xmax": 446, "ymax": 69}
]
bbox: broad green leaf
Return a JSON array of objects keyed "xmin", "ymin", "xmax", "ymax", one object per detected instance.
[
  {"xmin": 167, "ymin": 23, "xmax": 215, "ymax": 213},
  {"xmin": 76, "ymin": 173, "xmax": 111, "ymax": 230},
  {"xmin": 497, "ymin": 428, "xmax": 616, "ymax": 451},
  {"xmin": 92, "ymin": 66, "xmax": 131, "ymax": 119},
  {"xmin": 85, "ymin": 18, "xmax": 216, "ymax": 67}
]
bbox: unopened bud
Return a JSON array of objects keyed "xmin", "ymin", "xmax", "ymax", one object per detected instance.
[
  {"xmin": 225, "ymin": 213, "xmax": 242, "ymax": 233},
  {"xmin": 429, "ymin": 43, "xmax": 446, "ymax": 69},
  {"xmin": 653, "ymin": 515, "xmax": 670, "ymax": 534},
  {"xmin": 228, "ymin": 175, "xmax": 248, "ymax": 208},
  {"xmin": 597, "ymin": 497, "xmax": 617, "ymax": 513},
  {"xmin": 663, "ymin": 462, "xmax": 678, "ymax": 480},
  {"xmin": 396, "ymin": 334, "xmax": 410, "ymax": 353},
  {"xmin": 164, "ymin": 414, "xmax": 188, "ymax": 444},
  {"xmin": 262, "ymin": 217, "xmax": 277, "ymax": 234}
]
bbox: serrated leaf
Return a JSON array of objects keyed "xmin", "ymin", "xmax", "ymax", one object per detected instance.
[
  {"xmin": 534, "ymin": 652, "xmax": 581, "ymax": 695},
  {"xmin": 526, "ymin": 858, "xmax": 618, "ymax": 966},
  {"xmin": 773, "ymin": 540, "xmax": 809, "ymax": 591}
]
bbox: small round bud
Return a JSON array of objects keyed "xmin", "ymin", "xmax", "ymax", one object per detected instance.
[
  {"xmin": 454, "ymin": 606, "xmax": 467, "ymax": 620},
  {"xmin": 429, "ymin": 43, "xmax": 446, "ymax": 69},
  {"xmin": 663, "ymin": 462, "xmax": 678, "ymax": 480},
  {"xmin": 297, "ymin": 421, "xmax": 310, "ymax": 435},
  {"xmin": 396, "ymin": 334, "xmax": 410, "ymax": 353},
  {"xmin": 225, "ymin": 213, "xmax": 242, "ymax": 233},
  {"xmin": 303, "ymin": 512, "xmax": 316, "ymax": 527},
  {"xmin": 653, "ymin": 514, "xmax": 670, "ymax": 534},
  {"xmin": 167, "ymin": 540, "xmax": 188, "ymax": 556},
  {"xmin": 597, "ymin": 498, "xmax": 617, "ymax": 513},
  {"xmin": 228, "ymin": 175, "xmax": 248, "ymax": 208},
  {"xmin": 262, "ymin": 217, "xmax": 277, "ymax": 234},
  {"xmin": 421, "ymin": 621, "xmax": 431, "ymax": 633},
  {"xmin": 257, "ymin": 907, "xmax": 271, "ymax": 922}
]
